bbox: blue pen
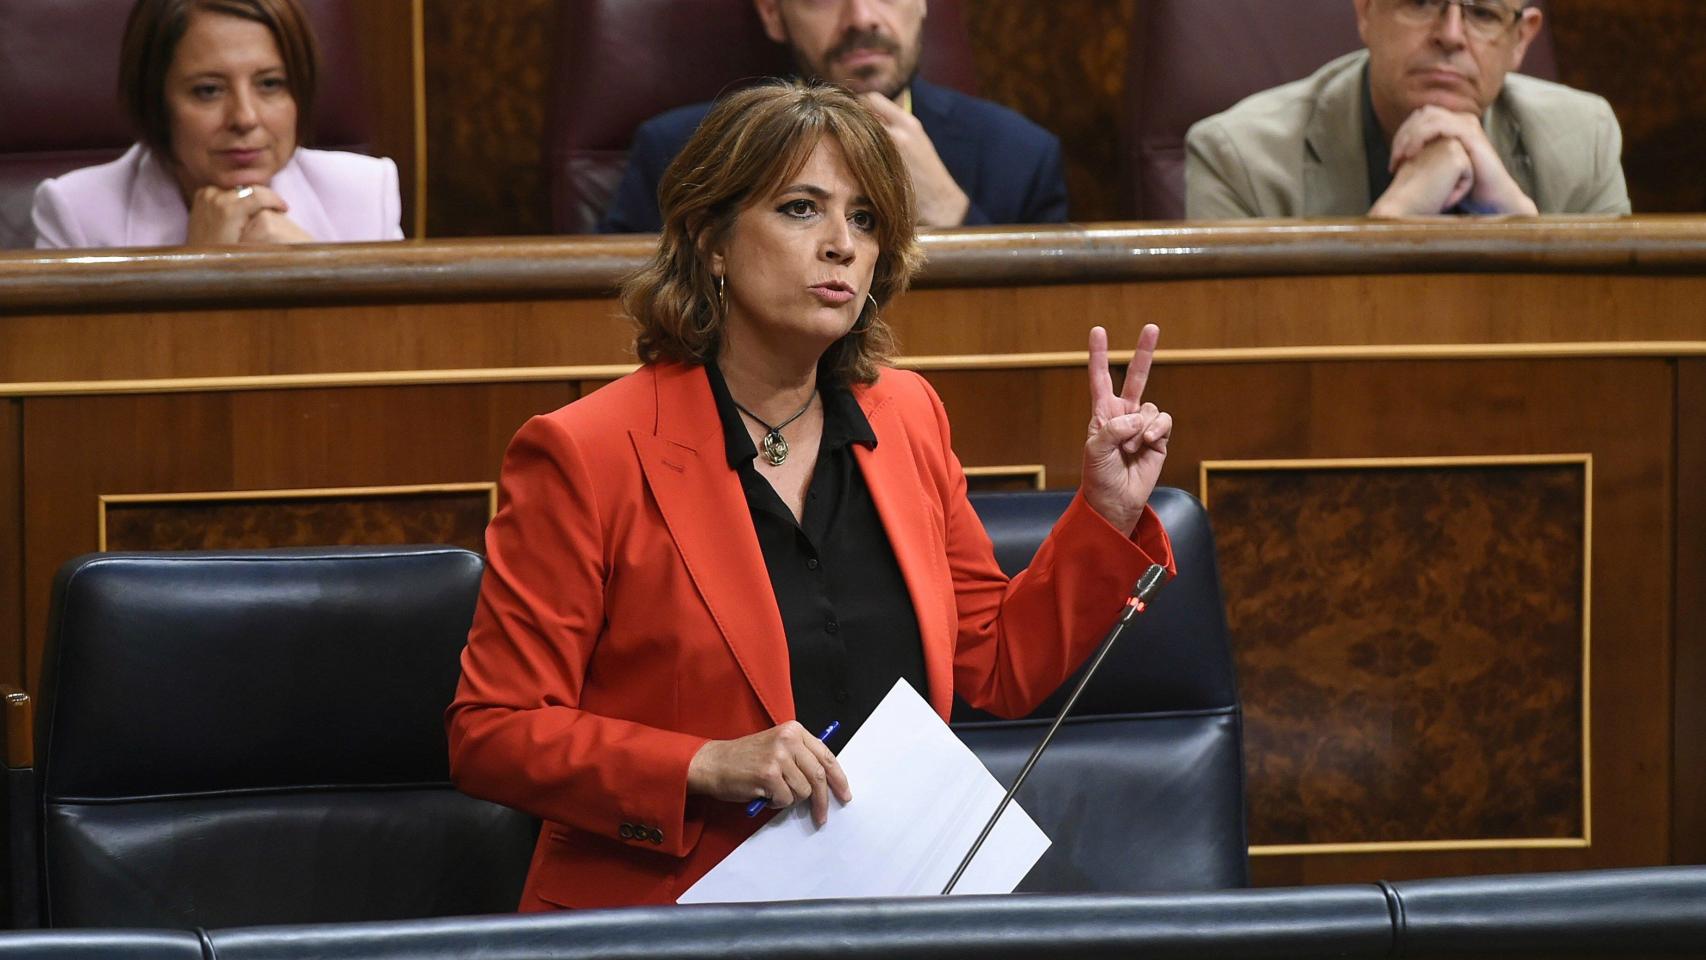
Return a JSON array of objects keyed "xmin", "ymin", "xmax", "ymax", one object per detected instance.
[{"xmin": 745, "ymin": 720, "xmax": 840, "ymax": 817}]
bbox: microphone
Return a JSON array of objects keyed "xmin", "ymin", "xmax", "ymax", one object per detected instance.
[{"xmin": 940, "ymin": 563, "xmax": 1171, "ymax": 895}]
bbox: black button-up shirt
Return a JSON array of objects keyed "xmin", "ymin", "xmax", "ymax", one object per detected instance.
[{"xmin": 705, "ymin": 363, "xmax": 927, "ymax": 752}]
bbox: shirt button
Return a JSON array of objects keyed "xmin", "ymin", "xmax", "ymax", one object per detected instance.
[
  {"xmin": 618, "ymin": 823, "xmax": 634, "ymax": 840},
  {"xmin": 806, "ymin": 558, "xmax": 820, "ymax": 570},
  {"xmin": 825, "ymin": 619, "xmax": 839, "ymax": 634},
  {"xmin": 650, "ymin": 828, "xmax": 665, "ymax": 844},
  {"xmin": 834, "ymin": 689, "xmax": 850, "ymax": 703}
]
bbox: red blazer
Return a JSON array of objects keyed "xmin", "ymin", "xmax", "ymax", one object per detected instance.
[{"xmin": 446, "ymin": 362, "xmax": 1173, "ymax": 910}]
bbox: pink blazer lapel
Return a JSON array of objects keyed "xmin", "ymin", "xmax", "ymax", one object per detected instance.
[
  {"xmin": 852, "ymin": 382, "xmax": 957, "ymax": 720},
  {"xmin": 267, "ymin": 153, "xmax": 336, "ymax": 241},
  {"xmin": 631, "ymin": 364, "xmax": 794, "ymax": 726},
  {"xmin": 125, "ymin": 147, "xmax": 190, "ymax": 247}
]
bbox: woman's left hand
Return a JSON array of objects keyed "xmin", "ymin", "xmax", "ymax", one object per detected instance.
[{"xmin": 1082, "ymin": 324, "xmax": 1171, "ymax": 537}]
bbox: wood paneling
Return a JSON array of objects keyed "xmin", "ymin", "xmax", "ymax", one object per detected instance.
[
  {"xmin": 1547, "ymin": 0, "xmax": 1706, "ymax": 214},
  {"xmin": 2, "ymin": 225, "xmax": 1698, "ymax": 886},
  {"xmin": 1218, "ymin": 359, "xmax": 1673, "ymax": 885},
  {"xmin": 8, "ymin": 220, "xmax": 1706, "ymax": 369},
  {"xmin": 416, "ymin": 0, "xmax": 1706, "ymax": 235},
  {"xmin": 1211, "ymin": 462, "xmax": 1587, "ymax": 847},
  {"xmin": 18, "ymin": 381, "xmax": 577, "ymax": 692},
  {"xmin": 963, "ymin": 0, "xmax": 1137, "ymax": 223},
  {"xmin": 0, "ymin": 400, "xmax": 19, "ymax": 690},
  {"xmin": 422, "ymin": 0, "xmax": 555, "ymax": 237},
  {"xmin": 350, "ymin": 0, "xmax": 424, "ymax": 237},
  {"xmin": 103, "ymin": 489, "xmax": 491, "ymax": 553},
  {"xmin": 1675, "ymin": 358, "xmax": 1706, "ymax": 865}
]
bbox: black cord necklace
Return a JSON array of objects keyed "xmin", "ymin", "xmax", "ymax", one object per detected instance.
[{"xmin": 731, "ymin": 393, "xmax": 814, "ymax": 466}]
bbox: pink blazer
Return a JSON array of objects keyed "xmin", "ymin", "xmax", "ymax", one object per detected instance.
[
  {"xmin": 31, "ymin": 142, "xmax": 403, "ymax": 248},
  {"xmin": 447, "ymin": 361, "xmax": 1175, "ymax": 910}
]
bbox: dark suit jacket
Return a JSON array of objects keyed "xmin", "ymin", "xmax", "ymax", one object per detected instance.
[
  {"xmin": 446, "ymin": 361, "xmax": 1172, "ymax": 909},
  {"xmin": 599, "ymin": 79, "xmax": 1070, "ymax": 232}
]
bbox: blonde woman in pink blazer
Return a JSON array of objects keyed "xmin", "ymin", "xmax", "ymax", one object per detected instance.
[{"xmin": 32, "ymin": 0, "xmax": 400, "ymax": 249}]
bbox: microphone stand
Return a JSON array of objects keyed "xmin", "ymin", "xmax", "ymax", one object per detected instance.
[{"xmin": 940, "ymin": 563, "xmax": 1171, "ymax": 895}]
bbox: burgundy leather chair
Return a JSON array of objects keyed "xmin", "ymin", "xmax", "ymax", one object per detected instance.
[
  {"xmin": 0, "ymin": 0, "xmax": 376, "ymax": 249},
  {"xmin": 547, "ymin": 0, "xmax": 979, "ymax": 235},
  {"xmin": 1120, "ymin": 0, "xmax": 1558, "ymax": 220}
]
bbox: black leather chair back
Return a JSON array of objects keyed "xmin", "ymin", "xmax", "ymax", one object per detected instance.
[
  {"xmin": 1121, "ymin": 0, "xmax": 1559, "ymax": 219},
  {"xmin": 33, "ymin": 547, "xmax": 536, "ymax": 928},
  {"xmin": 959, "ymin": 487, "xmax": 1247, "ymax": 892}
]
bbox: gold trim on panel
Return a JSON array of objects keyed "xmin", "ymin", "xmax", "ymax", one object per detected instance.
[
  {"xmin": 1253, "ymin": 837, "xmax": 1591, "ymax": 857},
  {"xmin": 907, "ymin": 341, "xmax": 1706, "ymax": 372},
  {"xmin": 7, "ymin": 341, "xmax": 1706, "ymax": 398},
  {"xmin": 963, "ymin": 464, "xmax": 1047, "ymax": 489},
  {"xmin": 1201, "ymin": 453, "xmax": 1594, "ymax": 856},
  {"xmin": 96, "ymin": 481, "xmax": 498, "ymax": 552},
  {"xmin": 5, "ymin": 366, "xmax": 633, "ymax": 398}
]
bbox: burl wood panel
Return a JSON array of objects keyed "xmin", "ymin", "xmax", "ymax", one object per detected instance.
[
  {"xmin": 18, "ymin": 381, "xmax": 579, "ymax": 695},
  {"xmin": 1173, "ymin": 359, "xmax": 1668, "ymax": 886},
  {"xmin": 964, "ymin": 0, "xmax": 1137, "ymax": 222},
  {"xmin": 1548, "ymin": 0, "xmax": 1706, "ymax": 214},
  {"xmin": 422, "ymin": 0, "xmax": 555, "ymax": 237},
  {"xmin": 1211, "ymin": 463, "xmax": 1586, "ymax": 846},
  {"xmin": 103, "ymin": 491, "xmax": 490, "ymax": 554}
]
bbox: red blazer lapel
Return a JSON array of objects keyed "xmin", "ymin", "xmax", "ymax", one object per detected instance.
[
  {"xmin": 852, "ymin": 382, "xmax": 957, "ymax": 720},
  {"xmin": 631, "ymin": 364, "xmax": 794, "ymax": 726}
]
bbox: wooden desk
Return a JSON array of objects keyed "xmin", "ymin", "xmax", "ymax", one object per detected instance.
[{"xmin": 4, "ymin": 218, "xmax": 1703, "ymax": 887}]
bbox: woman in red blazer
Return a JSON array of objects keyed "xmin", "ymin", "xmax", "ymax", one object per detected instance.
[{"xmin": 446, "ymin": 80, "xmax": 1175, "ymax": 911}]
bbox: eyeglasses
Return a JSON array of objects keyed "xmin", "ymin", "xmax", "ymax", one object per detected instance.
[{"xmin": 1387, "ymin": 0, "xmax": 1522, "ymax": 40}]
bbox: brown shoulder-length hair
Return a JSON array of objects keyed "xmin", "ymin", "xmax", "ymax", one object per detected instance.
[
  {"xmin": 622, "ymin": 79, "xmax": 924, "ymax": 386},
  {"xmin": 118, "ymin": 0, "xmax": 319, "ymax": 162}
]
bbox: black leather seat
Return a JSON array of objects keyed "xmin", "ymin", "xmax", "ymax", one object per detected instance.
[
  {"xmin": 960, "ymin": 488, "xmax": 1247, "ymax": 892},
  {"xmin": 1388, "ymin": 866, "xmax": 1706, "ymax": 955},
  {"xmin": 0, "ymin": 929, "xmax": 203, "ymax": 959},
  {"xmin": 203, "ymin": 885, "xmax": 1397, "ymax": 960},
  {"xmin": 23, "ymin": 547, "xmax": 536, "ymax": 928}
]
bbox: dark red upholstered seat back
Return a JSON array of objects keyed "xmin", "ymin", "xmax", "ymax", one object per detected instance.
[
  {"xmin": 1120, "ymin": 0, "xmax": 1558, "ymax": 220},
  {"xmin": 0, "ymin": 0, "xmax": 376, "ymax": 249},
  {"xmin": 547, "ymin": 0, "xmax": 979, "ymax": 234}
]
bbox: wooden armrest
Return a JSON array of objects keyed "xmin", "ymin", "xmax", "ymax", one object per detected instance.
[{"xmin": 0, "ymin": 685, "xmax": 31, "ymax": 769}]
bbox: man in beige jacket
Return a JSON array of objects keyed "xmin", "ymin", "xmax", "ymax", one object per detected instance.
[{"xmin": 1186, "ymin": 0, "xmax": 1629, "ymax": 218}]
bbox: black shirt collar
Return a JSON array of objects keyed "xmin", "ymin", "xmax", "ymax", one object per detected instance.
[{"xmin": 703, "ymin": 361, "xmax": 877, "ymax": 470}]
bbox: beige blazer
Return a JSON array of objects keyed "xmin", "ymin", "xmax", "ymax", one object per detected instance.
[{"xmin": 1185, "ymin": 50, "xmax": 1630, "ymax": 218}]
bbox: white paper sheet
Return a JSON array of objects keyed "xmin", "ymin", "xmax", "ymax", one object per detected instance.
[{"xmin": 678, "ymin": 679, "xmax": 1049, "ymax": 903}]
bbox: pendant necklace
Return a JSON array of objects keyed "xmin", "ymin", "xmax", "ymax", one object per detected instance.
[{"xmin": 732, "ymin": 393, "xmax": 814, "ymax": 466}]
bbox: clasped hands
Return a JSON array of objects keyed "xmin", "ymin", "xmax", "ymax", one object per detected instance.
[
  {"xmin": 687, "ymin": 327, "xmax": 1173, "ymax": 825},
  {"xmin": 1370, "ymin": 105, "xmax": 1538, "ymax": 218},
  {"xmin": 186, "ymin": 184, "xmax": 315, "ymax": 245}
]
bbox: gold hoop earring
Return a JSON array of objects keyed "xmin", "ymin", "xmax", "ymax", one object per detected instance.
[
  {"xmin": 852, "ymin": 292, "xmax": 878, "ymax": 334},
  {"xmin": 715, "ymin": 275, "xmax": 726, "ymax": 310}
]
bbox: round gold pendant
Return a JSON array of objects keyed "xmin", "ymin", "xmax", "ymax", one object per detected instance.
[{"xmin": 760, "ymin": 431, "xmax": 789, "ymax": 466}]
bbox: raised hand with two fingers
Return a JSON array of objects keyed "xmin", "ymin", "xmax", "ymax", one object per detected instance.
[{"xmin": 1081, "ymin": 323, "xmax": 1172, "ymax": 538}]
